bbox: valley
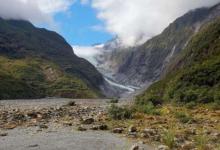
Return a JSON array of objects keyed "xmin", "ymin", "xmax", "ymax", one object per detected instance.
[{"xmin": 0, "ymin": 1, "xmax": 220, "ymax": 150}]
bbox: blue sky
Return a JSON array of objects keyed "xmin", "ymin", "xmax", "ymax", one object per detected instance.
[{"xmin": 53, "ymin": 1, "xmax": 112, "ymax": 46}]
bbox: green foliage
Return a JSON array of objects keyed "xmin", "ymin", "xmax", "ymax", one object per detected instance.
[
  {"xmin": 108, "ymin": 104, "xmax": 133, "ymax": 120},
  {"xmin": 136, "ymin": 18, "xmax": 220, "ymax": 105},
  {"xmin": 186, "ymin": 101, "xmax": 197, "ymax": 109},
  {"xmin": 195, "ymin": 134, "xmax": 209, "ymax": 150},
  {"xmin": 162, "ymin": 129, "xmax": 176, "ymax": 148},
  {"xmin": 174, "ymin": 111, "xmax": 193, "ymax": 123},
  {"xmin": 109, "ymin": 98, "xmax": 119, "ymax": 103},
  {"xmin": 0, "ymin": 18, "xmax": 104, "ymax": 99},
  {"xmin": 0, "ymin": 56, "xmax": 98, "ymax": 99},
  {"xmin": 134, "ymin": 102, "xmax": 161, "ymax": 115}
]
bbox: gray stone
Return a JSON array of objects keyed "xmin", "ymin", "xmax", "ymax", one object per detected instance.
[
  {"xmin": 112, "ymin": 128, "xmax": 123, "ymax": 134},
  {"xmin": 0, "ymin": 132, "xmax": 8, "ymax": 137},
  {"xmin": 129, "ymin": 125, "xmax": 137, "ymax": 133},
  {"xmin": 82, "ymin": 118, "xmax": 95, "ymax": 124},
  {"xmin": 157, "ymin": 145, "xmax": 169, "ymax": 150},
  {"xmin": 77, "ymin": 126, "xmax": 87, "ymax": 131},
  {"xmin": 130, "ymin": 144, "xmax": 139, "ymax": 150}
]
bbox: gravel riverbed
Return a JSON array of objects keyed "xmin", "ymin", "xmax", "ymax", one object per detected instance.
[{"xmin": 0, "ymin": 98, "xmax": 154, "ymax": 150}]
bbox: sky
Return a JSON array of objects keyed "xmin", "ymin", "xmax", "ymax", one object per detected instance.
[{"xmin": 0, "ymin": 0, "xmax": 219, "ymax": 47}]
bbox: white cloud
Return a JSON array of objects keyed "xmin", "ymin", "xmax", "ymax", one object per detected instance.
[
  {"xmin": 92, "ymin": 0, "xmax": 220, "ymax": 46},
  {"xmin": 0, "ymin": 0, "xmax": 75, "ymax": 24},
  {"xmin": 73, "ymin": 45, "xmax": 102, "ymax": 65},
  {"xmin": 80, "ymin": 0, "xmax": 90, "ymax": 5}
]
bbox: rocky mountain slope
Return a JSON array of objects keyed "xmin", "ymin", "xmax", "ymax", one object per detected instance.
[
  {"xmin": 0, "ymin": 18, "xmax": 104, "ymax": 99},
  {"xmin": 110, "ymin": 3, "xmax": 220, "ymax": 88},
  {"xmin": 136, "ymin": 17, "xmax": 220, "ymax": 105}
]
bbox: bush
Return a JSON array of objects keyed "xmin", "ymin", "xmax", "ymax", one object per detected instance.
[
  {"xmin": 162, "ymin": 129, "xmax": 176, "ymax": 148},
  {"xmin": 109, "ymin": 98, "xmax": 119, "ymax": 103},
  {"xmin": 174, "ymin": 111, "xmax": 193, "ymax": 123},
  {"xmin": 135, "ymin": 102, "xmax": 161, "ymax": 115},
  {"xmin": 108, "ymin": 104, "xmax": 133, "ymax": 120},
  {"xmin": 195, "ymin": 134, "xmax": 209, "ymax": 150},
  {"xmin": 186, "ymin": 101, "xmax": 197, "ymax": 109}
]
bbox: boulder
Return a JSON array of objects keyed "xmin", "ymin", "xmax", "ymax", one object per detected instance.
[
  {"xmin": 129, "ymin": 125, "xmax": 137, "ymax": 133},
  {"xmin": 181, "ymin": 141, "xmax": 194, "ymax": 150},
  {"xmin": 0, "ymin": 132, "xmax": 8, "ymax": 137},
  {"xmin": 157, "ymin": 145, "xmax": 169, "ymax": 150},
  {"xmin": 130, "ymin": 144, "xmax": 139, "ymax": 150},
  {"xmin": 77, "ymin": 126, "xmax": 87, "ymax": 131},
  {"xmin": 112, "ymin": 128, "xmax": 124, "ymax": 134},
  {"xmin": 82, "ymin": 118, "xmax": 95, "ymax": 125}
]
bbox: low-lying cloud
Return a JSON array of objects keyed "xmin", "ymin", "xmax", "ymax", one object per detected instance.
[
  {"xmin": 73, "ymin": 45, "xmax": 102, "ymax": 65},
  {"xmin": 0, "ymin": 0, "xmax": 74, "ymax": 24},
  {"xmin": 92, "ymin": 0, "xmax": 220, "ymax": 46}
]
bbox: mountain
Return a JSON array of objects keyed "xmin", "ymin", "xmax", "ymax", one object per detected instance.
[
  {"xmin": 136, "ymin": 17, "xmax": 220, "ymax": 105},
  {"xmin": 111, "ymin": 3, "xmax": 220, "ymax": 88},
  {"xmin": 0, "ymin": 18, "xmax": 104, "ymax": 99}
]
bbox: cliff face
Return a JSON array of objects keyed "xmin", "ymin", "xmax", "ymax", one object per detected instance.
[
  {"xmin": 113, "ymin": 3, "xmax": 220, "ymax": 88},
  {"xmin": 0, "ymin": 18, "xmax": 104, "ymax": 99},
  {"xmin": 136, "ymin": 17, "xmax": 220, "ymax": 105}
]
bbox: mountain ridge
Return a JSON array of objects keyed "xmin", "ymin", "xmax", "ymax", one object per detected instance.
[
  {"xmin": 136, "ymin": 17, "xmax": 220, "ymax": 105},
  {"xmin": 0, "ymin": 18, "xmax": 104, "ymax": 99}
]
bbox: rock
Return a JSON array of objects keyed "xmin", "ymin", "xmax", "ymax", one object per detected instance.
[
  {"xmin": 141, "ymin": 128, "xmax": 156, "ymax": 138},
  {"xmin": 90, "ymin": 125, "xmax": 99, "ymax": 130},
  {"xmin": 211, "ymin": 132, "xmax": 220, "ymax": 142},
  {"xmin": 130, "ymin": 144, "xmax": 139, "ymax": 150},
  {"xmin": 77, "ymin": 126, "xmax": 87, "ymax": 131},
  {"xmin": 28, "ymin": 144, "xmax": 39, "ymax": 148},
  {"xmin": 128, "ymin": 132, "xmax": 137, "ymax": 138},
  {"xmin": 0, "ymin": 132, "xmax": 8, "ymax": 137},
  {"xmin": 157, "ymin": 145, "xmax": 169, "ymax": 150},
  {"xmin": 63, "ymin": 121, "xmax": 73, "ymax": 126},
  {"xmin": 90, "ymin": 124, "xmax": 108, "ymax": 130},
  {"xmin": 4, "ymin": 123, "xmax": 17, "ymax": 129},
  {"xmin": 112, "ymin": 128, "xmax": 124, "ymax": 134},
  {"xmin": 27, "ymin": 112, "xmax": 38, "ymax": 118},
  {"xmin": 211, "ymin": 132, "xmax": 220, "ymax": 138},
  {"xmin": 81, "ymin": 118, "xmax": 95, "ymax": 124},
  {"xmin": 181, "ymin": 141, "xmax": 194, "ymax": 150},
  {"xmin": 129, "ymin": 125, "xmax": 137, "ymax": 133},
  {"xmin": 185, "ymin": 128, "xmax": 196, "ymax": 135},
  {"xmin": 67, "ymin": 101, "xmax": 76, "ymax": 106},
  {"xmin": 99, "ymin": 124, "xmax": 108, "ymax": 130},
  {"xmin": 39, "ymin": 124, "xmax": 48, "ymax": 129}
]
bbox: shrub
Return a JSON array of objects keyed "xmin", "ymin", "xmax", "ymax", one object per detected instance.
[
  {"xmin": 135, "ymin": 102, "xmax": 161, "ymax": 115},
  {"xmin": 108, "ymin": 104, "xmax": 133, "ymax": 120},
  {"xmin": 195, "ymin": 134, "xmax": 209, "ymax": 150},
  {"xmin": 208, "ymin": 102, "xmax": 220, "ymax": 110},
  {"xmin": 174, "ymin": 111, "xmax": 193, "ymax": 123},
  {"xmin": 186, "ymin": 101, "xmax": 197, "ymax": 109},
  {"xmin": 109, "ymin": 98, "xmax": 119, "ymax": 103},
  {"xmin": 162, "ymin": 129, "xmax": 176, "ymax": 148}
]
